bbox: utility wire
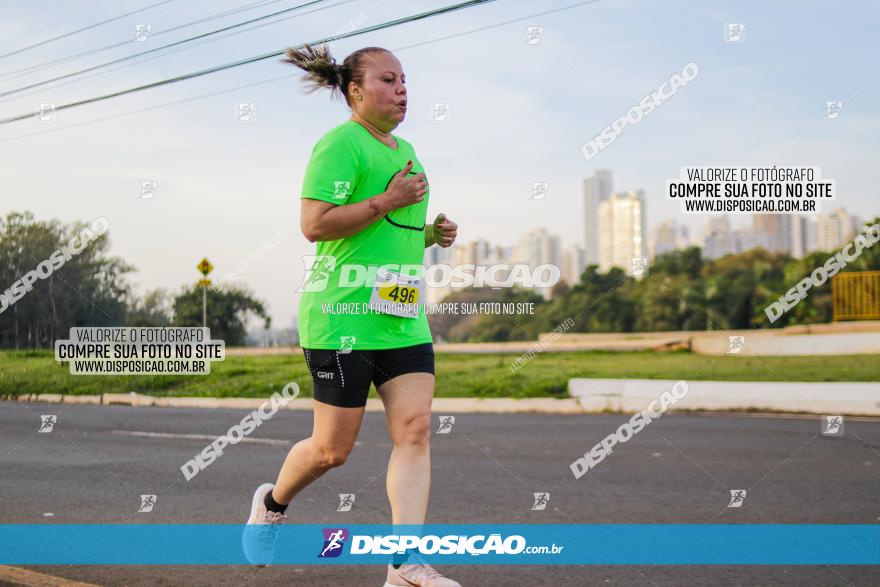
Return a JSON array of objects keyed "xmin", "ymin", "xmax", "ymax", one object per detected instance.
[
  {"xmin": 0, "ymin": 0, "xmax": 602, "ymax": 143},
  {"xmin": 0, "ymin": 0, "xmax": 178, "ymax": 61},
  {"xmin": 0, "ymin": 0, "xmax": 497, "ymax": 126},
  {"xmin": 0, "ymin": 0, "xmax": 335, "ymax": 99},
  {"xmin": 0, "ymin": 0, "xmax": 355, "ymax": 108},
  {"xmin": 0, "ymin": 0, "xmax": 305, "ymax": 82}
]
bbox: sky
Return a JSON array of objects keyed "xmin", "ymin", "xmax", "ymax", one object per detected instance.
[{"xmin": 1, "ymin": 0, "xmax": 877, "ymax": 330}]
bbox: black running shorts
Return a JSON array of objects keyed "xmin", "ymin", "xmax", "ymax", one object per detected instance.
[{"xmin": 302, "ymin": 342, "xmax": 435, "ymax": 408}]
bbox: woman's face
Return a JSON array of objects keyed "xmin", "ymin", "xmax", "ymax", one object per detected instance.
[{"xmin": 351, "ymin": 51, "xmax": 407, "ymax": 131}]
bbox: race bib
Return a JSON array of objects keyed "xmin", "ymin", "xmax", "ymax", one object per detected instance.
[{"xmin": 368, "ymin": 268, "xmax": 424, "ymax": 319}]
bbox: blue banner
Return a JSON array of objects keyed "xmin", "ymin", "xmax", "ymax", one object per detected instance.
[{"xmin": 1, "ymin": 524, "xmax": 877, "ymax": 565}]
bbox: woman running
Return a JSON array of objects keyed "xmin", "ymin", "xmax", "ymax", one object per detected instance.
[{"xmin": 242, "ymin": 44, "xmax": 460, "ymax": 587}]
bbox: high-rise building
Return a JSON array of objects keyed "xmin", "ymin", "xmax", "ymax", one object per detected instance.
[
  {"xmin": 424, "ymin": 244, "xmax": 450, "ymax": 267},
  {"xmin": 789, "ymin": 215, "xmax": 810, "ymax": 258},
  {"xmin": 817, "ymin": 207, "xmax": 860, "ymax": 251},
  {"xmin": 583, "ymin": 169, "xmax": 613, "ymax": 265},
  {"xmin": 494, "ymin": 244, "xmax": 513, "ymax": 264},
  {"xmin": 512, "ymin": 227, "xmax": 562, "ymax": 300},
  {"xmin": 649, "ymin": 220, "xmax": 690, "ymax": 259},
  {"xmin": 700, "ymin": 215, "xmax": 815, "ymax": 259},
  {"xmin": 512, "ymin": 227, "xmax": 561, "ymax": 268},
  {"xmin": 424, "ymin": 244, "xmax": 451, "ymax": 304},
  {"xmin": 805, "ymin": 217, "xmax": 818, "ymax": 252},
  {"xmin": 597, "ymin": 190, "xmax": 646, "ymax": 272},
  {"xmin": 513, "ymin": 228, "xmax": 558, "ymax": 266},
  {"xmin": 701, "ymin": 216, "xmax": 736, "ymax": 259},
  {"xmin": 752, "ymin": 214, "xmax": 792, "ymax": 254},
  {"xmin": 424, "ymin": 239, "xmax": 501, "ymax": 304},
  {"xmin": 561, "ymin": 244, "xmax": 586, "ymax": 286},
  {"xmin": 697, "ymin": 216, "xmax": 729, "ymax": 249},
  {"xmin": 733, "ymin": 227, "xmax": 758, "ymax": 254}
]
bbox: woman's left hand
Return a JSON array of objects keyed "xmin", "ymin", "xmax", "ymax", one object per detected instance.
[{"xmin": 431, "ymin": 213, "xmax": 457, "ymax": 248}]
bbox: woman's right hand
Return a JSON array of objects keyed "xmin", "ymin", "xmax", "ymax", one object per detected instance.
[{"xmin": 382, "ymin": 160, "xmax": 427, "ymax": 211}]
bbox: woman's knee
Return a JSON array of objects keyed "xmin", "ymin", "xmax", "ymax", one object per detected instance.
[
  {"xmin": 393, "ymin": 412, "xmax": 432, "ymax": 448},
  {"xmin": 312, "ymin": 441, "xmax": 353, "ymax": 468}
]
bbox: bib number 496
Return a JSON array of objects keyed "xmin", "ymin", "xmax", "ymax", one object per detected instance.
[{"xmin": 369, "ymin": 269, "xmax": 423, "ymax": 319}]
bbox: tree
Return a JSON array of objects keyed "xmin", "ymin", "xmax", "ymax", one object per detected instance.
[
  {"xmin": 634, "ymin": 247, "xmax": 707, "ymax": 331},
  {"xmin": 0, "ymin": 211, "xmax": 132, "ymax": 348},
  {"xmin": 702, "ymin": 249, "xmax": 788, "ymax": 329},
  {"xmin": 426, "ymin": 286, "xmax": 504, "ymax": 342},
  {"xmin": 172, "ymin": 284, "xmax": 270, "ymax": 346},
  {"xmin": 845, "ymin": 216, "xmax": 880, "ymax": 272},
  {"xmin": 125, "ymin": 288, "xmax": 172, "ymax": 327},
  {"xmin": 466, "ymin": 287, "xmax": 545, "ymax": 342},
  {"xmin": 571, "ymin": 266, "xmax": 635, "ymax": 332}
]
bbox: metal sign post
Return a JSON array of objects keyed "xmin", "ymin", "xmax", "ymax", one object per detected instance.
[{"xmin": 196, "ymin": 258, "xmax": 213, "ymax": 330}]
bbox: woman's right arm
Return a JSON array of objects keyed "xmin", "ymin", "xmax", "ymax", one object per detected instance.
[
  {"xmin": 301, "ymin": 160, "xmax": 426, "ymax": 242},
  {"xmin": 301, "ymin": 193, "xmax": 393, "ymax": 242}
]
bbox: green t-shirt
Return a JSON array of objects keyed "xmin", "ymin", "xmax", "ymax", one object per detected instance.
[{"xmin": 297, "ymin": 119, "xmax": 433, "ymax": 351}]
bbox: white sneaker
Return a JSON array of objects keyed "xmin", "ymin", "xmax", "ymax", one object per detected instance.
[
  {"xmin": 383, "ymin": 562, "xmax": 462, "ymax": 586},
  {"xmin": 241, "ymin": 483, "xmax": 287, "ymax": 566}
]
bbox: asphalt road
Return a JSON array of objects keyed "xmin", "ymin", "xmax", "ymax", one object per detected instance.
[{"xmin": 1, "ymin": 402, "xmax": 878, "ymax": 586}]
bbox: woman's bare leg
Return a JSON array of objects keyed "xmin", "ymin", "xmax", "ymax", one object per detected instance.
[
  {"xmin": 377, "ymin": 372, "xmax": 435, "ymax": 524},
  {"xmin": 271, "ymin": 399, "xmax": 366, "ymax": 504}
]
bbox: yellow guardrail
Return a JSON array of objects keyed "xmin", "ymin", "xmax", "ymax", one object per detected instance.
[{"xmin": 832, "ymin": 271, "xmax": 880, "ymax": 320}]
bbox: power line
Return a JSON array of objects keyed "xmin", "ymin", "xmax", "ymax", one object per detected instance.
[
  {"xmin": 0, "ymin": 0, "xmax": 355, "ymax": 108},
  {"xmin": 0, "ymin": 0, "xmax": 335, "ymax": 99},
  {"xmin": 0, "ymin": 0, "xmax": 497, "ymax": 126},
  {"xmin": 0, "ymin": 74, "xmax": 295, "ymax": 144},
  {"xmin": 0, "ymin": 0, "xmax": 602, "ymax": 143},
  {"xmin": 0, "ymin": 0, "xmax": 178, "ymax": 61},
  {"xmin": 0, "ymin": 0, "xmax": 304, "ymax": 82},
  {"xmin": 395, "ymin": 0, "xmax": 600, "ymax": 51}
]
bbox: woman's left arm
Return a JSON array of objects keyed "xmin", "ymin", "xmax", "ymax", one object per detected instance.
[{"xmin": 428, "ymin": 213, "xmax": 457, "ymax": 248}]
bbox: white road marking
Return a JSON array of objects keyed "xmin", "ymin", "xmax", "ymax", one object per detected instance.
[
  {"xmin": 111, "ymin": 430, "xmax": 290, "ymax": 446},
  {"xmin": 111, "ymin": 430, "xmax": 363, "ymax": 446}
]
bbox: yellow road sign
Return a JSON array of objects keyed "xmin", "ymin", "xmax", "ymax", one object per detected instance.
[
  {"xmin": 198, "ymin": 279, "xmax": 212, "ymax": 287},
  {"xmin": 197, "ymin": 258, "xmax": 213, "ymax": 276}
]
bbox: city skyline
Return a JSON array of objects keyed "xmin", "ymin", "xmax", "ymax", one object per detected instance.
[
  {"xmin": 425, "ymin": 168, "xmax": 875, "ymax": 295},
  {"xmin": 426, "ymin": 187, "xmax": 874, "ymax": 294}
]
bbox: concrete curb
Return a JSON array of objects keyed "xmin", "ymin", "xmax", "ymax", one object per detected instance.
[
  {"xmin": 569, "ymin": 378, "xmax": 880, "ymax": 416},
  {"xmin": 4, "ymin": 393, "xmax": 583, "ymax": 414},
  {"xmin": 8, "ymin": 379, "xmax": 880, "ymax": 415}
]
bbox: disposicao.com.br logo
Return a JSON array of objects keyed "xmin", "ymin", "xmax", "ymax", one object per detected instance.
[{"xmin": 318, "ymin": 529, "xmax": 564, "ymax": 558}]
